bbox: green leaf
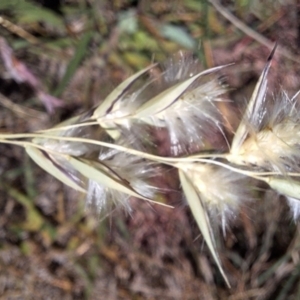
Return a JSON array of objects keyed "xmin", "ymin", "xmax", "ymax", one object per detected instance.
[
  {"xmin": 159, "ymin": 24, "xmax": 196, "ymax": 49},
  {"xmin": 1, "ymin": 0, "xmax": 64, "ymax": 29},
  {"xmin": 134, "ymin": 31, "xmax": 160, "ymax": 52},
  {"xmin": 123, "ymin": 52, "xmax": 150, "ymax": 69},
  {"xmin": 185, "ymin": 0, "xmax": 205, "ymax": 11},
  {"xmin": 178, "ymin": 168, "xmax": 230, "ymax": 287},
  {"xmin": 117, "ymin": 9, "xmax": 138, "ymax": 34},
  {"xmin": 25, "ymin": 145, "xmax": 86, "ymax": 193},
  {"xmin": 6, "ymin": 186, "xmax": 44, "ymax": 231},
  {"xmin": 17, "ymin": 6, "xmax": 64, "ymax": 29}
]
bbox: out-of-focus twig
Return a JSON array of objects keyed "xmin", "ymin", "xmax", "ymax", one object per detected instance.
[
  {"xmin": 0, "ymin": 37, "xmax": 39, "ymax": 87},
  {"xmin": 0, "ymin": 37, "xmax": 64, "ymax": 113},
  {"xmin": 209, "ymin": 0, "xmax": 300, "ymax": 63},
  {"xmin": 0, "ymin": 93, "xmax": 47, "ymax": 120},
  {"xmin": 0, "ymin": 16, "xmax": 39, "ymax": 44}
]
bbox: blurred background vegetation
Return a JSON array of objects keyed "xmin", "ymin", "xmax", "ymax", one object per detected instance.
[{"xmin": 0, "ymin": 0, "xmax": 300, "ymax": 299}]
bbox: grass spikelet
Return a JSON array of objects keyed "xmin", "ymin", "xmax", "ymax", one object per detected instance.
[
  {"xmin": 228, "ymin": 44, "xmax": 300, "ymax": 173},
  {"xmin": 139, "ymin": 76, "xmax": 228, "ymax": 155},
  {"xmin": 133, "ymin": 57, "xmax": 230, "ymax": 155},
  {"xmin": 230, "ymin": 44, "xmax": 277, "ymax": 156},
  {"xmin": 25, "ymin": 145, "xmax": 86, "ymax": 193},
  {"xmin": 229, "ymin": 88, "xmax": 300, "ymax": 172},
  {"xmin": 93, "ymin": 65, "xmax": 156, "ymax": 140},
  {"xmin": 177, "ymin": 162, "xmax": 253, "ymax": 232},
  {"xmin": 176, "ymin": 159, "xmax": 256, "ymax": 287},
  {"xmin": 25, "ymin": 116, "xmax": 165, "ymax": 213},
  {"xmin": 85, "ymin": 149, "xmax": 158, "ymax": 212},
  {"xmin": 178, "ymin": 167, "xmax": 230, "ymax": 287},
  {"xmin": 93, "ymin": 65, "xmax": 156, "ymax": 120},
  {"xmin": 93, "ymin": 53, "xmax": 229, "ymax": 154}
]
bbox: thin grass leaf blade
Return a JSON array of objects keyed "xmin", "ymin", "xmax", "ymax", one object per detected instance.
[
  {"xmin": 231, "ymin": 44, "xmax": 277, "ymax": 153},
  {"xmin": 135, "ymin": 65, "xmax": 229, "ymax": 118},
  {"xmin": 54, "ymin": 31, "xmax": 93, "ymax": 97},
  {"xmin": 4, "ymin": 186, "xmax": 44, "ymax": 231},
  {"xmin": 178, "ymin": 169, "xmax": 230, "ymax": 287},
  {"xmin": 25, "ymin": 145, "xmax": 86, "ymax": 193},
  {"xmin": 17, "ymin": 5, "xmax": 65, "ymax": 29},
  {"xmin": 93, "ymin": 65, "xmax": 155, "ymax": 119}
]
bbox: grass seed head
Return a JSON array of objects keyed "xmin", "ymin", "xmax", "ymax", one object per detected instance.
[
  {"xmin": 135, "ymin": 55, "xmax": 229, "ymax": 155},
  {"xmin": 153, "ymin": 77, "xmax": 228, "ymax": 155},
  {"xmin": 94, "ymin": 53, "xmax": 229, "ymax": 154},
  {"xmin": 180, "ymin": 162, "xmax": 254, "ymax": 230},
  {"xmin": 32, "ymin": 118, "xmax": 157, "ymax": 214},
  {"xmin": 230, "ymin": 90, "xmax": 300, "ymax": 172},
  {"xmin": 85, "ymin": 149, "xmax": 157, "ymax": 213}
]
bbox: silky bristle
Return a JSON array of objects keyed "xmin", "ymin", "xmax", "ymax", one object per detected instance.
[
  {"xmin": 86, "ymin": 149, "xmax": 157, "ymax": 213},
  {"xmin": 230, "ymin": 90, "xmax": 300, "ymax": 172},
  {"xmin": 286, "ymin": 196, "xmax": 300, "ymax": 220},
  {"xmin": 181, "ymin": 162, "xmax": 254, "ymax": 231},
  {"xmin": 95, "ymin": 52, "xmax": 229, "ymax": 155}
]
